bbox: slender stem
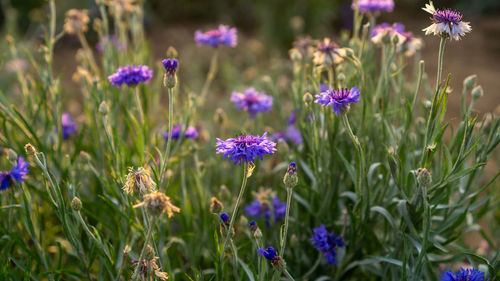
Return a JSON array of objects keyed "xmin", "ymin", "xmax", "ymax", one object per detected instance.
[
  {"xmin": 221, "ymin": 163, "xmax": 249, "ymax": 262},
  {"xmin": 132, "ymin": 217, "xmax": 156, "ymax": 280},
  {"xmin": 134, "ymin": 87, "xmax": 144, "ymax": 126},
  {"xmin": 283, "ymin": 269, "xmax": 295, "ymax": 281},
  {"xmin": 200, "ymin": 50, "xmax": 219, "ymax": 105},
  {"xmin": 435, "ymin": 37, "xmax": 446, "ymax": 92},
  {"xmin": 280, "ymin": 187, "xmax": 293, "ymax": 256},
  {"xmin": 159, "ymin": 88, "xmax": 174, "ymax": 188}
]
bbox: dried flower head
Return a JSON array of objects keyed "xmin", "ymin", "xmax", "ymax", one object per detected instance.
[
  {"xmin": 132, "ymin": 256, "xmax": 168, "ymax": 281},
  {"xmin": 422, "ymin": 1, "xmax": 471, "ymax": 40},
  {"xmin": 123, "ymin": 167, "xmax": 156, "ymax": 195},
  {"xmin": 142, "ymin": 191, "xmax": 180, "ymax": 217},
  {"xmin": 210, "ymin": 197, "xmax": 224, "ymax": 213},
  {"xmin": 64, "ymin": 9, "xmax": 90, "ymax": 34}
]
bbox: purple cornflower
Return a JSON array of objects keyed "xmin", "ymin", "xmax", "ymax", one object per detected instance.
[
  {"xmin": 194, "ymin": 25, "xmax": 237, "ymax": 48},
  {"xmin": 245, "ymin": 196, "xmax": 287, "ymax": 225},
  {"xmin": 216, "ymin": 133, "xmax": 276, "ymax": 165},
  {"xmin": 163, "ymin": 125, "xmax": 198, "ymax": 141},
  {"xmin": 161, "ymin": 58, "xmax": 178, "ymax": 76},
  {"xmin": 108, "ymin": 65, "xmax": 153, "ymax": 87},
  {"xmin": 231, "ymin": 88, "xmax": 273, "ymax": 118},
  {"xmin": 257, "ymin": 246, "xmax": 277, "ymax": 261},
  {"xmin": 315, "ymin": 85, "xmax": 360, "ymax": 115},
  {"xmin": 313, "ymin": 38, "xmax": 345, "ymax": 66},
  {"xmin": 273, "ymin": 126, "xmax": 303, "ymax": 146},
  {"xmin": 287, "ymin": 111, "xmax": 297, "ymax": 125},
  {"xmin": 371, "ymin": 22, "xmax": 407, "ymax": 45},
  {"xmin": 96, "ymin": 35, "xmax": 124, "ymax": 53},
  {"xmin": 61, "ymin": 113, "xmax": 77, "ymax": 140},
  {"xmin": 439, "ymin": 268, "xmax": 487, "ymax": 281},
  {"xmin": 352, "ymin": 0, "xmax": 394, "ymax": 13},
  {"xmin": 310, "ymin": 224, "xmax": 345, "ymax": 265},
  {"xmin": 422, "ymin": 1, "xmax": 471, "ymax": 40},
  {"xmin": 0, "ymin": 157, "xmax": 29, "ymax": 191}
]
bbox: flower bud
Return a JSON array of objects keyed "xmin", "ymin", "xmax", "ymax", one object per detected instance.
[
  {"xmin": 144, "ymin": 244, "xmax": 155, "ymax": 260},
  {"xmin": 71, "ymin": 197, "xmax": 82, "ymax": 211},
  {"xmin": 7, "ymin": 149, "xmax": 18, "ymax": 162},
  {"xmin": 289, "ymin": 48, "xmax": 302, "ymax": 62},
  {"xmin": 210, "ymin": 197, "xmax": 223, "ymax": 213},
  {"xmin": 416, "ymin": 168, "xmax": 432, "ymax": 187},
  {"xmin": 463, "ymin": 74, "xmax": 477, "ymax": 91},
  {"xmin": 213, "ymin": 108, "xmax": 226, "ymax": 125},
  {"xmin": 303, "ymin": 92, "xmax": 313, "ymax": 106},
  {"xmin": 471, "ymin": 85, "xmax": 483, "ymax": 99},
  {"xmin": 24, "ymin": 143, "xmax": 37, "ymax": 155},
  {"xmin": 283, "ymin": 162, "xmax": 298, "ymax": 189},
  {"xmin": 166, "ymin": 46, "xmax": 178, "ymax": 58},
  {"xmin": 99, "ymin": 101, "xmax": 108, "ymax": 115}
]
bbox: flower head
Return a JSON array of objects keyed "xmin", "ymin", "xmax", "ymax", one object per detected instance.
[
  {"xmin": 123, "ymin": 167, "xmax": 156, "ymax": 195},
  {"xmin": 422, "ymin": 1, "xmax": 471, "ymax": 40},
  {"xmin": 195, "ymin": 25, "xmax": 237, "ymax": 48},
  {"xmin": 273, "ymin": 126, "xmax": 303, "ymax": 146},
  {"xmin": 315, "ymin": 86, "xmax": 360, "ymax": 115},
  {"xmin": 219, "ymin": 212, "xmax": 230, "ymax": 225},
  {"xmin": 245, "ymin": 188, "xmax": 286, "ymax": 225},
  {"xmin": 61, "ymin": 113, "xmax": 77, "ymax": 140},
  {"xmin": 231, "ymin": 88, "xmax": 273, "ymax": 118},
  {"xmin": 258, "ymin": 246, "xmax": 277, "ymax": 261},
  {"xmin": 293, "ymin": 36, "xmax": 314, "ymax": 57},
  {"xmin": 64, "ymin": 9, "xmax": 89, "ymax": 34},
  {"xmin": 313, "ymin": 38, "xmax": 346, "ymax": 66},
  {"xmin": 352, "ymin": 0, "xmax": 394, "ymax": 13},
  {"xmin": 371, "ymin": 23, "xmax": 407, "ymax": 45},
  {"xmin": 439, "ymin": 267, "xmax": 487, "ymax": 281},
  {"xmin": 1, "ymin": 157, "xmax": 29, "ymax": 191},
  {"xmin": 108, "ymin": 65, "xmax": 153, "ymax": 87},
  {"xmin": 216, "ymin": 133, "xmax": 277, "ymax": 165},
  {"xmin": 310, "ymin": 224, "xmax": 345, "ymax": 265},
  {"xmin": 142, "ymin": 191, "xmax": 180, "ymax": 217},
  {"xmin": 163, "ymin": 125, "xmax": 198, "ymax": 141},
  {"xmin": 283, "ymin": 162, "xmax": 298, "ymax": 189},
  {"xmin": 162, "ymin": 58, "xmax": 178, "ymax": 76},
  {"xmin": 210, "ymin": 197, "xmax": 223, "ymax": 213},
  {"xmin": 96, "ymin": 35, "xmax": 124, "ymax": 53},
  {"xmin": 132, "ymin": 256, "xmax": 168, "ymax": 281}
]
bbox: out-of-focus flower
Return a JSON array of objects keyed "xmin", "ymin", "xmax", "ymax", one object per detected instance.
[
  {"xmin": 108, "ymin": 65, "xmax": 153, "ymax": 87},
  {"xmin": 195, "ymin": 25, "xmax": 237, "ymax": 48},
  {"xmin": 61, "ymin": 113, "xmax": 77, "ymax": 140},
  {"xmin": 404, "ymin": 36, "xmax": 423, "ymax": 57},
  {"xmin": 231, "ymin": 88, "xmax": 273, "ymax": 118},
  {"xmin": 293, "ymin": 36, "xmax": 314, "ymax": 57},
  {"xmin": 210, "ymin": 197, "xmax": 223, "ymax": 213},
  {"xmin": 106, "ymin": 0, "xmax": 136, "ymax": 14},
  {"xmin": 163, "ymin": 124, "xmax": 198, "ymax": 141},
  {"xmin": 371, "ymin": 23, "xmax": 407, "ymax": 45},
  {"xmin": 439, "ymin": 267, "xmax": 487, "ymax": 281},
  {"xmin": 272, "ymin": 126, "xmax": 303, "ymax": 146},
  {"xmin": 310, "ymin": 224, "xmax": 345, "ymax": 265},
  {"xmin": 64, "ymin": 9, "xmax": 89, "ymax": 34},
  {"xmin": 5, "ymin": 59, "xmax": 28, "ymax": 73},
  {"xmin": 96, "ymin": 35, "xmax": 124, "ymax": 53},
  {"xmin": 141, "ymin": 191, "xmax": 180, "ymax": 217},
  {"xmin": 245, "ymin": 188, "xmax": 286, "ymax": 225},
  {"xmin": 313, "ymin": 38, "xmax": 347, "ymax": 66},
  {"xmin": 216, "ymin": 133, "xmax": 276, "ymax": 165},
  {"xmin": 0, "ymin": 157, "xmax": 29, "ymax": 191},
  {"xmin": 132, "ymin": 256, "xmax": 168, "ymax": 281},
  {"xmin": 123, "ymin": 167, "xmax": 156, "ymax": 195},
  {"xmin": 352, "ymin": 0, "xmax": 394, "ymax": 13},
  {"xmin": 315, "ymin": 85, "xmax": 360, "ymax": 115},
  {"xmin": 72, "ymin": 66, "xmax": 93, "ymax": 84},
  {"xmin": 422, "ymin": 1, "xmax": 471, "ymax": 40}
]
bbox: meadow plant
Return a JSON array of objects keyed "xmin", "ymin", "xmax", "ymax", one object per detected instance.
[{"xmin": 0, "ymin": 0, "xmax": 499, "ymax": 280}]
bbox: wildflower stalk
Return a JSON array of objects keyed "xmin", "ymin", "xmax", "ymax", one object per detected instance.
[
  {"xmin": 134, "ymin": 87, "xmax": 145, "ymax": 126},
  {"xmin": 159, "ymin": 87, "xmax": 174, "ymax": 188},
  {"xmin": 435, "ymin": 37, "xmax": 446, "ymax": 92},
  {"xmin": 74, "ymin": 209, "xmax": 112, "ymax": 261},
  {"xmin": 279, "ymin": 187, "xmax": 293, "ymax": 256},
  {"xmin": 283, "ymin": 269, "xmax": 296, "ymax": 281},
  {"xmin": 199, "ymin": 50, "xmax": 219, "ymax": 105},
  {"xmin": 131, "ymin": 216, "xmax": 156, "ymax": 280},
  {"xmin": 221, "ymin": 162, "xmax": 249, "ymax": 262}
]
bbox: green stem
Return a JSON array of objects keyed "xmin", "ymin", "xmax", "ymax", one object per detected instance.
[
  {"xmin": 131, "ymin": 217, "xmax": 156, "ymax": 280},
  {"xmin": 134, "ymin": 87, "xmax": 144, "ymax": 126},
  {"xmin": 200, "ymin": 50, "xmax": 219, "ymax": 105},
  {"xmin": 159, "ymin": 88, "xmax": 174, "ymax": 188},
  {"xmin": 283, "ymin": 269, "xmax": 295, "ymax": 281},
  {"xmin": 435, "ymin": 37, "xmax": 446, "ymax": 92},
  {"xmin": 280, "ymin": 187, "xmax": 293, "ymax": 256},
  {"xmin": 221, "ymin": 163, "xmax": 249, "ymax": 263}
]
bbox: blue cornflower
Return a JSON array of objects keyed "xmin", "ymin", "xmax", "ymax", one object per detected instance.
[
  {"xmin": 161, "ymin": 58, "xmax": 178, "ymax": 76},
  {"xmin": 216, "ymin": 133, "xmax": 277, "ymax": 165},
  {"xmin": 108, "ymin": 65, "xmax": 153, "ymax": 87},
  {"xmin": 61, "ymin": 113, "xmax": 77, "ymax": 140},
  {"xmin": 231, "ymin": 88, "xmax": 273, "ymax": 118},
  {"xmin": 439, "ymin": 268, "xmax": 487, "ymax": 281},
  {"xmin": 0, "ymin": 157, "xmax": 29, "ymax": 191},
  {"xmin": 287, "ymin": 111, "xmax": 297, "ymax": 125},
  {"xmin": 310, "ymin": 224, "xmax": 345, "ymax": 265},
  {"xmin": 423, "ymin": 2, "xmax": 471, "ymax": 41},
  {"xmin": 315, "ymin": 85, "xmax": 360, "ymax": 115},
  {"xmin": 163, "ymin": 125, "xmax": 198, "ymax": 141},
  {"xmin": 352, "ymin": 0, "xmax": 394, "ymax": 13},
  {"xmin": 273, "ymin": 126, "xmax": 303, "ymax": 147},
  {"xmin": 220, "ymin": 212, "xmax": 230, "ymax": 224},
  {"xmin": 258, "ymin": 246, "xmax": 277, "ymax": 261},
  {"xmin": 245, "ymin": 196, "xmax": 287, "ymax": 225},
  {"xmin": 195, "ymin": 25, "xmax": 237, "ymax": 48}
]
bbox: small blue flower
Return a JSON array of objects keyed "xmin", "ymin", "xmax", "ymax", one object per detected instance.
[
  {"xmin": 257, "ymin": 246, "xmax": 277, "ymax": 261},
  {"xmin": 315, "ymin": 86, "xmax": 360, "ymax": 115},
  {"xmin": 195, "ymin": 25, "xmax": 237, "ymax": 48},
  {"xmin": 273, "ymin": 126, "xmax": 303, "ymax": 147},
  {"xmin": 245, "ymin": 196, "xmax": 287, "ymax": 225},
  {"xmin": 287, "ymin": 111, "xmax": 297, "ymax": 125},
  {"xmin": 220, "ymin": 213, "xmax": 230, "ymax": 224},
  {"xmin": 439, "ymin": 268, "xmax": 487, "ymax": 281},
  {"xmin": 161, "ymin": 58, "xmax": 178, "ymax": 76},
  {"xmin": 61, "ymin": 113, "xmax": 77, "ymax": 140},
  {"xmin": 163, "ymin": 125, "xmax": 198, "ymax": 141},
  {"xmin": 108, "ymin": 65, "xmax": 153, "ymax": 87},
  {"xmin": 1, "ymin": 157, "xmax": 30, "ymax": 191},
  {"xmin": 352, "ymin": 0, "xmax": 394, "ymax": 13},
  {"xmin": 216, "ymin": 133, "xmax": 277, "ymax": 165},
  {"xmin": 310, "ymin": 224, "xmax": 345, "ymax": 265},
  {"xmin": 231, "ymin": 88, "xmax": 273, "ymax": 118}
]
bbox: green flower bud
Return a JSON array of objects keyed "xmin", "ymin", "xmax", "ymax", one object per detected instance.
[{"xmin": 71, "ymin": 197, "xmax": 82, "ymax": 211}]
